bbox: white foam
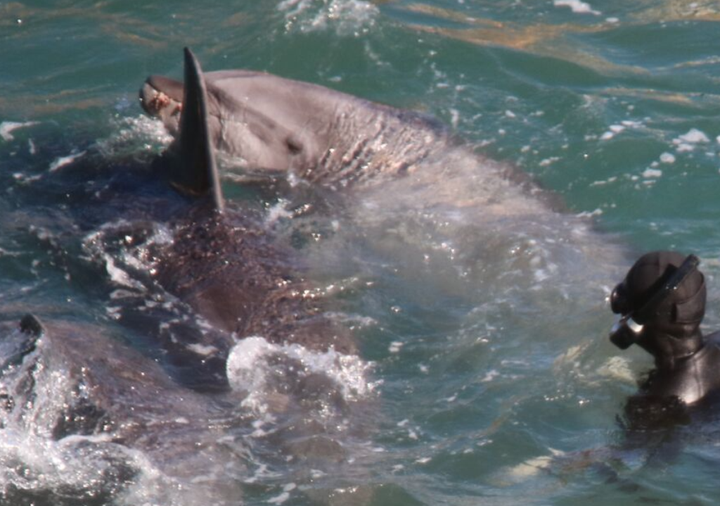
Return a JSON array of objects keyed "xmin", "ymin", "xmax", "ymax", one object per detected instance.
[
  {"xmin": 659, "ymin": 152, "xmax": 676, "ymax": 164},
  {"xmin": 103, "ymin": 253, "xmax": 145, "ymax": 289},
  {"xmin": 642, "ymin": 168, "xmax": 662, "ymax": 178},
  {"xmin": 0, "ymin": 121, "xmax": 39, "ymax": 141},
  {"xmin": 553, "ymin": 0, "xmax": 600, "ymax": 15},
  {"xmin": 621, "ymin": 120, "xmax": 642, "ymax": 128},
  {"xmin": 481, "ymin": 370, "xmax": 499, "ymax": 382},
  {"xmin": 596, "ymin": 356, "xmax": 636, "ymax": 384},
  {"xmin": 576, "ymin": 208, "xmax": 603, "ymax": 218},
  {"xmin": 388, "ymin": 341, "xmax": 403, "ymax": 353},
  {"xmin": 96, "ymin": 115, "xmax": 173, "ymax": 158},
  {"xmin": 600, "ymin": 125, "xmax": 623, "ymax": 140},
  {"xmin": 278, "ymin": 0, "xmax": 378, "ymax": 36},
  {"xmin": 48, "ymin": 150, "xmax": 86, "ymax": 172},
  {"xmin": 0, "ymin": 324, "xmax": 248, "ymax": 506},
  {"xmin": 675, "ymin": 143, "xmax": 694, "ymax": 153},
  {"xmin": 83, "ymin": 219, "xmax": 174, "ymax": 292},
  {"xmin": 268, "ymin": 491, "xmax": 291, "ymax": 504},
  {"xmin": 323, "ymin": 312, "xmax": 377, "ymax": 328},
  {"xmin": 539, "ymin": 156, "xmax": 560, "ymax": 166},
  {"xmin": 186, "ymin": 343, "xmax": 219, "ymax": 356},
  {"xmin": 0, "ymin": 431, "xmax": 121, "ymax": 494},
  {"xmin": 265, "ymin": 199, "xmax": 294, "ymax": 225},
  {"xmin": 0, "ymin": 342, "xmax": 141, "ymax": 500},
  {"xmin": 671, "ymin": 128, "xmax": 710, "ymax": 153},
  {"xmin": 600, "ymin": 121, "xmax": 644, "ymax": 141},
  {"xmin": 506, "ymin": 454, "xmax": 554, "ymax": 478},
  {"xmin": 226, "ymin": 336, "xmax": 374, "ymax": 414},
  {"xmin": 677, "ymin": 128, "xmax": 710, "ymax": 144},
  {"xmin": 267, "ymin": 482, "xmax": 296, "ymax": 504},
  {"xmin": 450, "ymin": 109, "xmax": 460, "ymax": 129}
]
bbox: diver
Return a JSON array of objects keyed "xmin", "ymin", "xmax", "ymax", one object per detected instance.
[{"xmin": 609, "ymin": 251, "xmax": 720, "ymax": 424}]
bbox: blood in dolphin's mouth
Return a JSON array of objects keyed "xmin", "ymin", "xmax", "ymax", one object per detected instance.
[{"xmin": 142, "ymin": 88, "xmax": 182, "ymax": 117}]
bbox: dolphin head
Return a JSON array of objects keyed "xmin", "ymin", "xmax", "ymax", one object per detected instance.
[
  {"xmin": 140, "ymin": 75, "xmax": 185, "ymax": 136},
  {"xmin": 140, "ymin": 48, "xmax": 224, "ymax": 211},
  {"xmin": 139, "ymin": 52, "xmax": 344, "ymax": 183}
]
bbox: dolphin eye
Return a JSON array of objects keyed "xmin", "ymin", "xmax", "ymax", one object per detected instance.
[{"xmin": 285, "ymin": 137, "xmax": 303, "ymax": 155}]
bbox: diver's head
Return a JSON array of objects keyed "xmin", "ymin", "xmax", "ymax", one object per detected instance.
[{"xmin": 609, "ymin": 251, "xmax": 706, "ymax": 368}]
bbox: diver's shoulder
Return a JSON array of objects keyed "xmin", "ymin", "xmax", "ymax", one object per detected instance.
[{"xmin": 671, "ymin": 338, "xmax": 720, "ymax": 404}]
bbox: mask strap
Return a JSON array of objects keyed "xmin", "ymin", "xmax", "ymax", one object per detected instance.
[
  {"xmin": 674, "ymin": 274, "xmax": 705, "ymax": 324},
  {"xmin": 633, "ymin": 254, "xmax": 700, "ymax": 324}
]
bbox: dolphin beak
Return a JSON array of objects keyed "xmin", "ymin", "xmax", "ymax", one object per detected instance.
[
  {"xmin": 138, "ymin": 49, "xmax": 224, "ymax": 212},
  {"xmin": 147, "ymin": 75, "xmax": 185, "ymax": 103},
  {"xmin": 139, "ymin": 76, "xmax": 185, "ymax": 134}
]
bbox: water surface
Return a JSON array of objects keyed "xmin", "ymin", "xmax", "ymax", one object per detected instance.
[{"xmin": 2, "ymin": 1, "xmax": 720, "ymax": 504}]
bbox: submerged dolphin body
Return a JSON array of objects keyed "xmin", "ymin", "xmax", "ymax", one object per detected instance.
[
  {"xmin": 140, "ymin": 52, "xmax": 450, "ymax": 187},
  {"xmin": 0, "ymin": 314, "xmax": 244, "ymax": 504}
]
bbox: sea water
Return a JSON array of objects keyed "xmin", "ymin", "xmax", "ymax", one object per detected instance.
[{"xmin": 2, "ymin": 1, "xmax": 720, "ymax": 504}]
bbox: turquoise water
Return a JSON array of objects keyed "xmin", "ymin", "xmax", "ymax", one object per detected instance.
[{"xmin": 3, "ymin": 1, "xmax": 720, "ymax": 505}]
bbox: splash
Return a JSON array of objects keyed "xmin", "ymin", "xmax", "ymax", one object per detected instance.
[
  {"xmin": 226, "ymin": 336, "xmax": 375, "ymax": 416},
  {"xmin": 48, "ymin": 150, "xmax": 87, "ymax": 172},
  {"xmin": 0, "ymin": 321, "xmax": 247, "ymax": 506},
  {"xmin": 0, "ymin": 331, "xmax": 131, "ymax": 502},
  {"xmin": 0, "ymin": 121, "xmax": 40, "ymax": 142},
  {"xmin": 553, "ymin": 0, "xmax": 601, "ymax": 16},
  {"xmin": 672, "ymin": 127, "xmax": 711, "ymax": 152},
  {"xmin": 95, "ymin": 115, "xmax": 174, "ymax": 159},
  {"xmin": 82, "ymin": 219, "xmax": 174, "ymax": 292},
  {"xmin": 278, "ymin": 0, "xmax": 379, "ymax": 36}
]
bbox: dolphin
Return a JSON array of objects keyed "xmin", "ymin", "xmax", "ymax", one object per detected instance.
[
  {"xmin": 140, "ymin": 49, "xmax": 450, "ymax": 187},
  {"xmin": 0, "ymin": 314, "xmax": 245, "ymax": 504},
  {"xmin": 121, "ymin": 49, "xmax": 357, "ymax": 391},
  {"xmin": 139, "ymin": 49, "xmax": 561, "ymax": 227},
  {"xmin": 0, "ymin": 49, "xmax": 371, "ymax": 504}
]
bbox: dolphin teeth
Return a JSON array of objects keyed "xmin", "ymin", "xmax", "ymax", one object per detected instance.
[{"xmin": 141, "ymin": 87, "xmax": 169, "ymax": 115}]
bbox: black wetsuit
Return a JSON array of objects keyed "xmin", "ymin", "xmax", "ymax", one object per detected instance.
[
  {"xmin": 622, "ymin": 332, "xmax": 720, "ymax": 432},
  {"xmin": 641, "ymin": 332, "xmax": 720, "ymax": 406}
]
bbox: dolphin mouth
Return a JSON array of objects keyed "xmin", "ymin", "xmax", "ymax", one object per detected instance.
[
  {"xmin": 139, "ymin": 75, "xmax": 184, "ymax": 119},
  {"xmin": 139, "ymin": 75, "xmax": 185, "ymax": 137}
]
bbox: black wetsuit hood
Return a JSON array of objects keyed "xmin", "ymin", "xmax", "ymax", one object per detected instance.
[{"xmin": 610, "ymin": 251, "xmax": 706, "ymax": 371}]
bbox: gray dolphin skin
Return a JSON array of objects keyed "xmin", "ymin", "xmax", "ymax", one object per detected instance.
[
  {"xmin": 0, "ymin": 314, "xmax": 244, "ymax": 504},
  {"xmin": 136, "ymin": 48, "xmax": 357, "ymax": 381},
  {"xmin": 140, "ymin": 49, "xmax": 449, "ymax": 186},
  {"xmin": 174, "ymin": 48, "xmax": 224, "ymax": 210},
  {"xmin": 0, "ymin": 48, "xmax": 365, "ymax": 492},
  {"xmin": 150, "ymin": 206, "xmax": 357, "ymax": 356}
]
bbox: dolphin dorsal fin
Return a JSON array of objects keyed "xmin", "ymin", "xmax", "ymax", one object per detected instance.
[{"xmin": 176, "ymin": 47, "xmax": 224, "ymax": 212}]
